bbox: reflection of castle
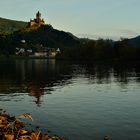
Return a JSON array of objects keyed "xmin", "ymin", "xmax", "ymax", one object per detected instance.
[
  {"xmin": 28, "ymin": 11, "xmax": 45, "ymax": 27},
  {"xmin": 28, "ymin": 84, "xmax": 44, "ymax": 106}
]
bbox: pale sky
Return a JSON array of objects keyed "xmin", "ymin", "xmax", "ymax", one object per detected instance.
[{"xmin": 0, "ymin": 0, "xmax": 140, "ymax": 40}]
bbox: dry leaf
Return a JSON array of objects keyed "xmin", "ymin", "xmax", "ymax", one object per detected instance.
[
  {"xmin": 5, "ymin": 134, "xmax": 14, "ymax": 140},
  {"xmin": 41, "ymin": 134, "xmax": 49, "ymax": 140},
  {"xmin": 30, "ymin": 131, "xmax": 41, "ymax": 140},
  {"xmin": 18, "ymin": 135, "xmax": 32, "ymax": 140},
  {"xmin": 19, "ymin": 129, "xmax": 29, "ymax": 135},
  {"xmin": 19, "ymin": 113, "xmax": 33, "ymax": 121},
  {"xmin": 0, "ymin": 116, "xmax": 7, "ymax": 124}
]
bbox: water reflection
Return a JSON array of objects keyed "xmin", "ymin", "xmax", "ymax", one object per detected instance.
[
  {"xmin": 28, "ymin": 83, "xmax": 44, "ymax": 106},
  {"xmin": 0, "ymin": 59, "xmax": 140, "ymax": 106},
  {"xmin": 84, "ymin": 62, "xmax": 140, "ymax": 84},
  {"xmin": 0, "ymin": 59, "xmax": 73, "ymax": 106}
]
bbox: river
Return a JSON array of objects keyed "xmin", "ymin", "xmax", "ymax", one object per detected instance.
[{"xmin": 0, "ymin": 59, "xmax": 140, "ymax": 140}]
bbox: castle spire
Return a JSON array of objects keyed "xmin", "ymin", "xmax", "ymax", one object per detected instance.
[{"xmin": 36, "ymin": 11, "xmax": 41, "ymax": 19}]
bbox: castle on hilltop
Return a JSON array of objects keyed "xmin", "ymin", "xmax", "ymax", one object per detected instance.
[{"xmin": 28, "ymin": 11, "xmax": 45, "ymax": 27}]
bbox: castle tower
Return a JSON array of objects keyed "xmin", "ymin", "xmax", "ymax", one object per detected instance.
[
  {"xmin": 36, "ymin": 11, "xmax": 41, "ymax": 20},
  {"xmin": 28, "ymin": 11, "xmax": 45, "ymax": 27}
]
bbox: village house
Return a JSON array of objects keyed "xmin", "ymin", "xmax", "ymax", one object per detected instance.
[{"xmin": 34, "ymin": 47, "xmax": 61, "ymax": 58}]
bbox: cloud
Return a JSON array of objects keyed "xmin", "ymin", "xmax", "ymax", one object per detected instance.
[{"xmin": 120, "ymin": 29, "xmax": 140, "ymax": 36}]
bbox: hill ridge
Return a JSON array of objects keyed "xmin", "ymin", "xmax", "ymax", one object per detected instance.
[{"xmin": 0, "ymin": 17, "xmax": 27, "ymax": 34}]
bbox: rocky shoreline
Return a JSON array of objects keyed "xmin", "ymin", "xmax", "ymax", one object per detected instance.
[{"xmin": 0, "ymin": 110, "xmax": 68, "ymax": 140}]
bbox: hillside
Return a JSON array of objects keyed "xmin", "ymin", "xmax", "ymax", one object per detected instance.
[
  {"xmin": 0, "ymin": 17, "xmax": 27, "ymax": 35},
  {"xmin": 0, "ymin": 16, "xmax": 80, "ymax": 52},
  {"xmin": 128, "ymin": 36, "xmax": 140, "ymax": 45},
  {"xmin": 11, "ymin": 25, "xmax": 80, "ymax": 49},
  {"xmin": 1, "ymin": 16, "xmax": 140, "ymax": 61}
]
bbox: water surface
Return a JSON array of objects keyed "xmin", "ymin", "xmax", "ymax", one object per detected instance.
[{"xmin": 0, "ymin": 59, "xmax": 140, "ymax": 140}]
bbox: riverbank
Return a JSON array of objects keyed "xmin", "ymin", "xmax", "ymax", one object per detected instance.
[
  {"xmin": 0, "ymin": 110, "xmax": 68, "ymax": 140},
  {"xmin": 0, "ymin": 55, "xmax": 56, "ymax": 60}
]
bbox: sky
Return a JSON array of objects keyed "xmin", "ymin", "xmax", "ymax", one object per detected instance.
[{"xmin": 0, "ymin": 0, "xmax": 140, "ymax": 40}]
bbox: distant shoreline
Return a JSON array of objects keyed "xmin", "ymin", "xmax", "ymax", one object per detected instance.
[
  {"xmin": 1, "ymin": 55, "xmax": 140, "ymax": 66},
  {"xmin": 0, "ymin": 55, "xmax": 56, "ymax": 60}
]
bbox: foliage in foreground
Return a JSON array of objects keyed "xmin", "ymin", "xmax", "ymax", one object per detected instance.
[{"xmin": 0, "ymin": 110, "xmax": 67, "ymax": 140}]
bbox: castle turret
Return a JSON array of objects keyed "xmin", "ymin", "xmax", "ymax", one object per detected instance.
[{"xmin": 36, "ymin": 11, "xmax": 41, "ymax": 20}]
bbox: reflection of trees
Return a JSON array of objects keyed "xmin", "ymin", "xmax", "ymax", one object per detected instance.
[
  {"xmin": 77, "ymin": 62, "xmax": 140, "ymax": 86},
  {"xmin": 76, "ymin": 63, "xmax": 112, "ymax": 84},
  {"xmin": 0, "ymin": 59, "xmax": 73, "ymax": 106},
  {"xmin": 112, "ymin": 63, "xmax": 140, "ymax": 85},
  {"xmin": 1, "ymin": 60, "xmax": 140, "ymax": 105}
]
